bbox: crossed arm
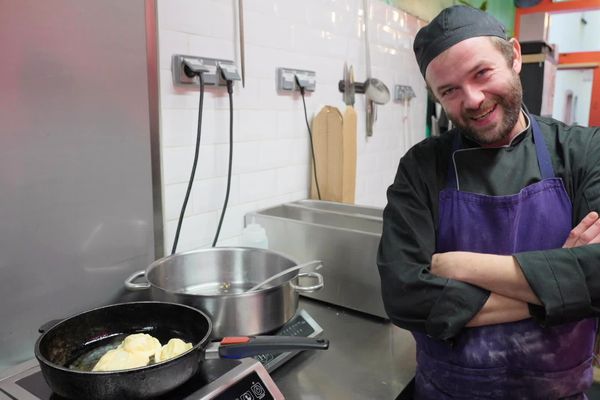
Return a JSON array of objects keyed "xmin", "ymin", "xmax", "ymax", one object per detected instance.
[{"xmin": 431, "ymin": 211, "xmax": 600, "ymax": 327}]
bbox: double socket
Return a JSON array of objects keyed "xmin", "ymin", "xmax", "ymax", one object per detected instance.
[
  {"xmin": 172, "ymin": 55, "xmax": 240, "ymax": 87},
  {"xmin": 394, "ymin": 85, "xmax": 416, "ymax": 102},
  {"xmin": 277, "ymin": 68, "xmax": 316, "ymax": 92}
]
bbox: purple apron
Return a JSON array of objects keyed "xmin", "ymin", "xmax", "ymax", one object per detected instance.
[{"xmin": 413, "ymin": 116, "xmax": 597, "ymax": 399}]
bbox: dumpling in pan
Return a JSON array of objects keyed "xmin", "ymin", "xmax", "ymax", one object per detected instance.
[
  {"xmin": 118, "ymin": 333, "xmax": 162, "ymax": 359},
  {"xmin": 92, "ymin": 333, "xmax": 161, "ymax": 372},
  {"xmin": 156, "ymin": 338, "xmax": 193, "ymax": 363},
  {"xmin": 92, "ymin": 348, "xmax": 149, "ymax": 372},
  {"xmin": 91, "ymin": 333, "xmax": 191, "ymax": 371}
]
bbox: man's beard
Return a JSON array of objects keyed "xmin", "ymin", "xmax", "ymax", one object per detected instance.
[{"xmin": 446, "ymin": 72, "xmax": 523, "ymax": 146}]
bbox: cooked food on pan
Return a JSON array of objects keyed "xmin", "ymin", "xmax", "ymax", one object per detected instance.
[
  {"xmin": 155, "ymin": 338, "xmax": 193, "ymax": 363},
  {"xmin": 92, "ymin": 347, "xmax": 149, "ymax": 371},
  {"xmin": 92, "ymin": 333, "xmax": 192, "ymax": 372},
  {"xmin": 120, "ymin": 333, "xmax": 162, "ymax": 358}
]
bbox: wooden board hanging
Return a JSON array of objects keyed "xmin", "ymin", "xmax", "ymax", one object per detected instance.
[{"xmin": 310, "ymin": 105, "xmax": 356, "ymax": 203}]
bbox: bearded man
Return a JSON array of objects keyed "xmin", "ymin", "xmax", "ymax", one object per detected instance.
[{"xmin": 378, "ymin": 5, "xmax": 600, "ymax": 399}]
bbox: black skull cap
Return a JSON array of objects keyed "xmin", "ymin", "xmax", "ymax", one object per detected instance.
[{"xmin": 414, "ymin": 5, "xmax": 507, "ymax": 78}]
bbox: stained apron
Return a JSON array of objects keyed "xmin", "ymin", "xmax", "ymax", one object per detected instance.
[{"xmin": 412, "ymin": 116, "xmax": 596, "ymax": 399}]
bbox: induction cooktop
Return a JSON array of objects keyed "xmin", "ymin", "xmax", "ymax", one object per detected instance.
[{"xmin": 0, "ymin": 309, "xmax": 322, "ymax": 400}]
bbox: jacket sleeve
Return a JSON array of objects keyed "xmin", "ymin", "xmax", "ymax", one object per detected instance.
[
  {"xmin": 515, "ymin": 126, "xmax": 600, "ymax": 326},
  {"xmin": 377, "ymin": 147, "xmax": 489, "ymax": 340},
  {"xmin": 515, "ymin": 245, "xmax": 600, "ymax": 325}
]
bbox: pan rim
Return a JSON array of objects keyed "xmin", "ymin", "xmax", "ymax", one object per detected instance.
[{"xmin": 33, "ymin": 300, "xmax": 212, "ymax": 375}]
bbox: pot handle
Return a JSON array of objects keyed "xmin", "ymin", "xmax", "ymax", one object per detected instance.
[
  {"xmin": 205, "ymin": 336, "xmax": 329, "ymax": 360},
  {"xmin": 290, "ymin": 271, "xmax": 324, "ymax": 292},
  {"xmin": 124, "ymin": 270, "xmax": 151, "ymax": 291}
]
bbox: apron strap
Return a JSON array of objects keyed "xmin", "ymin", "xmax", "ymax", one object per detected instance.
[
  {"xmin": 445, "ymin": 113, "xmax": 556, "ymax": 190},
  {"xmin": 530, "ymin": 114, "xmax": 556, "ymax": 180},
  {"xmin": 445, "ymin": 133, "xmax": 462, "ymax": 190}
]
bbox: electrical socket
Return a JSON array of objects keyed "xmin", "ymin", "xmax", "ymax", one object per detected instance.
[
  {"xmin": 172, "ymin": 55, "xmax": 239, "ymax": 87},
  {"xmin": 277, "ymin": 68, "xmax": 316, "ymax": 92},
  {"xmin": 394, "ymin": 85, "xmax": 416, "ymax": 102}
]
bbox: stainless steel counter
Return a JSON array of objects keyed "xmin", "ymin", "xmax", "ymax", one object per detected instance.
[{"xmin": 272, "ymin": 298, "xmax": 416, "ymax": 400}]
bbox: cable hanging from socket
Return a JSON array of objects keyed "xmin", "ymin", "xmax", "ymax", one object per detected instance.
[
  {"xmin": 212, "ymin": 64, "xmax": 241, "ymax": 247},
  {"xmin": 171, "ymin": 61, "xmax": 209, "ymax": 255},
  {"xmin": 295, "ymin": 75, "xmax": 322, "ymax": 200}
]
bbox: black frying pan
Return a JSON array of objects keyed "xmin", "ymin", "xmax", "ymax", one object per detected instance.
[{"xmin": 34, "ymin": 301, "xmax": 328, "ymax": 399}]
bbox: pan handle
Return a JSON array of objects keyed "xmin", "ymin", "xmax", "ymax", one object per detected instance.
[
  {"xmin": 124, "ymin": 270, "xmax": 151, "ymax": 291},
  {"xmin": 205, "ymin": 336, "xmax": 329, "ymax": 360},
  {"xmin": 290, "ymin": 272, "xmax": 324, "ymax": 293},
  {"xmin": 38, "ymin": 319, "xmax": 63, "ymax": 334}
]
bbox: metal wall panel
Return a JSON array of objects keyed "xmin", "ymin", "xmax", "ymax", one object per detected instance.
[{"xmin": 0, "ymin": 0, "xmax": 160, "ymax": 371}]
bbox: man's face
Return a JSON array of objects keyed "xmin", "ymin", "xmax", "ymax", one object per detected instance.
[{"xmin": 426, "ymin": 37, "xmax": 523, "ymax": 147}]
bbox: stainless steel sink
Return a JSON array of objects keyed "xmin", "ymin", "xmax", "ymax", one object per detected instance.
[
  {"xmin": 294, "ymin": 199, "xmax": 383, "ymax": 219},
  {"xmin": 245, "ymin": 200, "xmax": 387, "ymax": 319}
]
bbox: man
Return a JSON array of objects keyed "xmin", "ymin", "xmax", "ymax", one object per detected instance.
[{"xmin": 377, "ymin": 5, "xmax": 600, "ymax": 399}]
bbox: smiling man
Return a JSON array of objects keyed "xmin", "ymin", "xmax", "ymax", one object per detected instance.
[
  {"xmin": 427, "ymin": 36, "xmax": 525, "ymax": 147},
  {"xmin": 377, "ymin": 5, "xmax": 600, "ymax": 399}
]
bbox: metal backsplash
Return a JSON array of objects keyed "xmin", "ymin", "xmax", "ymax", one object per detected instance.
[{"xmin": 0, "ymin": 0, "xmax": 161, "ymax": 373}]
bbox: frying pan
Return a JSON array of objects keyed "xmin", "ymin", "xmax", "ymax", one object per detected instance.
[{"xmin": 34, "ymin": 301, "xmax": 328, "ymax": 399}]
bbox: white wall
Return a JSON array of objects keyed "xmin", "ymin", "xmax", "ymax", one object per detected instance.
[
  {"xmin": 393, "ymin": 0, "xmax": 452, "ymax": 21},
  {"xmin": 157, "ymin": 0, "xmax": 427, "ymax": 254},
  {"xmin": 548, "ymin": 10, "xmax": 600, "ymax": 53},
  {"xmin": 552, "ymin": 68, "xmax": 593, "ymax": 126}
]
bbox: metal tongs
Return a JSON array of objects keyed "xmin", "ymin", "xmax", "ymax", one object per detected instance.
[{"xmin": 246, "ymin": 260, "xmax": 323, "ymax": 292}]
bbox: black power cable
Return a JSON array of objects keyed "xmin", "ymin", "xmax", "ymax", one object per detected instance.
[
  {"xmin": 171, "ymin": 72, "xmax": 205, "ymax": 255},
  {"xmin": 297, "ymin": 77, "xmax": 322, "ymax": 200},
  {"xmin": 212, "ymin": 80, "xmax": 234, "ymax": 247}
]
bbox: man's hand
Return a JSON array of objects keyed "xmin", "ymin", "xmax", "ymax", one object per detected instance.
[{"xmin": 563, "ymin": 211, "xmax": 600, "ymax": 248}]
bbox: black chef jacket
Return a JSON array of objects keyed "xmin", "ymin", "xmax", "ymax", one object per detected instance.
[{"xmin": 377, "ymin": 113, "xmax": 600, "ymax": 340}]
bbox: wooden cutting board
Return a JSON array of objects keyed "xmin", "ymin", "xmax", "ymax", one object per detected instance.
[{"xmin": 310, "ymin": 105, "xmax": 357, "ymax": 203}]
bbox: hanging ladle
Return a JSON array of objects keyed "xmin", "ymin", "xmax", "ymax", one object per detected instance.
[
  {"xmin": 338, "ymin": 77, "xmax": 390, "ymax": 105},
  {"xmin": 247, "ymin": 260, "xmax": 323, "ymax": 292},
  {"xmin": 338, "ymin": 77, "xmax": 390, "ymax": 136}
]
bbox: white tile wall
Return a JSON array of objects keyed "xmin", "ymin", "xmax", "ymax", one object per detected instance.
[{"xmin": 157, "ymin": 0, "xmax": 427, "ymax": 254}]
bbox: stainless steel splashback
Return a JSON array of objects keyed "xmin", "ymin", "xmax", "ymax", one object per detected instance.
[{"xmin": 0, "ymin": 0, "xmax": 161, "ymax": 372}]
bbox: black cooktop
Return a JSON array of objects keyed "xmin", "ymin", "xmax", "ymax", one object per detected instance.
[
  {"xmin": 14, "ymin": 359, "xmax": 241, "ymax": 400},
  {"xmin": 0, "ymin": 309, "xmax": 322, "ymax": 400}
]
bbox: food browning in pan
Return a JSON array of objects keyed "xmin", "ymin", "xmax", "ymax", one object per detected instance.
[{"xmin": 92, "ymin": 333, "xmax": 192, "ymax": 372}]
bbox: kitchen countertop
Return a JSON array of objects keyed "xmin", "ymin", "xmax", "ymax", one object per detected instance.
[{"xmin": 272, "ymin": 297, "xmax": 416, "ymax": 400}]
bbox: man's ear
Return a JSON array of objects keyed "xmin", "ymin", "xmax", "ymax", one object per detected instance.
[{"xmin": 510, "ymin": 38, "xmax": 522, "ymax": 74}]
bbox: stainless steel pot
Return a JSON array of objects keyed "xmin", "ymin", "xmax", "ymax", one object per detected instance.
[{"xmin": 124, "ymin": 247, "xmax": 323, "ymax": 338}]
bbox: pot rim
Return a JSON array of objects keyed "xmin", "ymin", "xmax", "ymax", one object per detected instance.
[{"xmin": 145, "ymin": 247, "xmax": 301, "ymax": 298}]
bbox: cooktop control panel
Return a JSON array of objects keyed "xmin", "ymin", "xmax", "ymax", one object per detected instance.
[
  {"xmin": 213, "ymin": 371, "xmax": 273, "ymax": 400},
  {"xmin": 252, "ymin": 309, "xmax": 323, "ymax": 372}
]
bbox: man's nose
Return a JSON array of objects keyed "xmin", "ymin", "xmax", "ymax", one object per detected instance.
[{"xmin": 463, "ymin": 85, "xmax": 485, "ymax": 110}]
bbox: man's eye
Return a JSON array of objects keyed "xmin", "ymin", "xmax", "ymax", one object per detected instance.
[
  {"xmin": 442, "ymin": 88, "xmax": 455, "ymax": 97},
  {"xmin": 476, "ymin": 69, "xmax": 490, "ymax": 78}
]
